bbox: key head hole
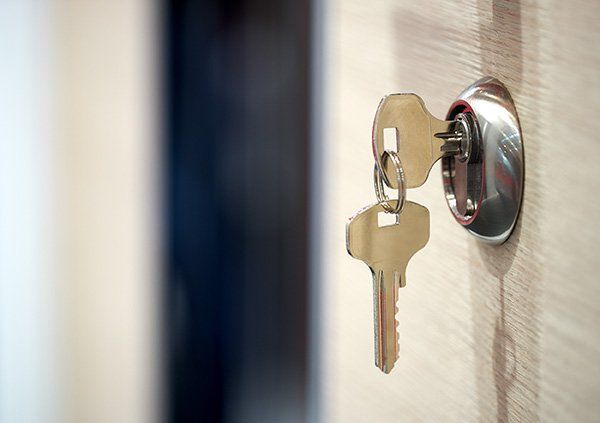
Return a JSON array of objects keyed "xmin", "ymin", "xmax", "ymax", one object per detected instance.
[
  {"xmin": 378, "ymin": 212, "xmax": 399, "ymax": 227},
  {"xmin": 383, "ymin": 127, "xmax": 399, "ymax": 151}
]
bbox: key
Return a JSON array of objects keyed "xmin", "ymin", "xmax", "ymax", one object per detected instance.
[
  {"xmin": 373, "ymin": 94, "xmax": 472, "ymax": 189},
  {"xmin": 346, "ymin": 200, "xmax": 430, "ymax": 373}
]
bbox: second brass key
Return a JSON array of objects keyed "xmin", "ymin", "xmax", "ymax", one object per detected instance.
[{"xmin": 346, "ymin": 200, "xmax": 430, "ymax": 373}]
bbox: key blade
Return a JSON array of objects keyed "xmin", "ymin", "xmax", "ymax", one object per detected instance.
[
  {"xmin": 373, "ymin": 268, "xmax": 400, "ymax": 373},
  {"xmin": 372, "ymin": 94, "xmax": 451, "ymax": 189}
]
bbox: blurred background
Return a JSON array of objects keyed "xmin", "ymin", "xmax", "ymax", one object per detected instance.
[{"xmin": 0, "ymin": 0, "xmax": 321, "ymax": 422}]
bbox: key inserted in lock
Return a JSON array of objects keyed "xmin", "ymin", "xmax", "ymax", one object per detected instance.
[
  {"xmin": 345, "ymin": 76, "xmax": 524, "ymax": 374},
  {"xmin": 373, "ymin": 76, "xmax": 524, "ymax": 244},
  {"xmin": 372, "ymin": 94, "xmax": 476, "ymax": 190}
]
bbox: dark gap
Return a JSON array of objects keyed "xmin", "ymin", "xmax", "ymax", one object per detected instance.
[{"xmin": 162, "ymin": 0, "xmax": 311, "ymax": 421}]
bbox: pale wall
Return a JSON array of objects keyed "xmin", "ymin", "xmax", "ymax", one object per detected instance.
[{"xmin": 319, "ymin": 1, "xmax": 600, "ymax": 421}]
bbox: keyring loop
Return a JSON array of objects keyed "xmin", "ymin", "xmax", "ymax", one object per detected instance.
[{"xmin": 373, "ymin": 150, "xmax": 406, "ymax": 214}]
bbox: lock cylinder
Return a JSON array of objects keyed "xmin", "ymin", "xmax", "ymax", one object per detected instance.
[{"xmin": 441, "ymin": 77, "xmax": 524, "ymax": 244}]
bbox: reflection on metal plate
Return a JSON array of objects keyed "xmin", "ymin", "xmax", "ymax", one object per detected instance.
[{"xmin": 442, "ymin": 77, "xmax": 524, "ymax": 244}]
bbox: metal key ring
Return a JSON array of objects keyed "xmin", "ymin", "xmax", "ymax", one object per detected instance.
[{"xmin": 374, "ymin": 150, "xmax": 406, "ymax": 214}]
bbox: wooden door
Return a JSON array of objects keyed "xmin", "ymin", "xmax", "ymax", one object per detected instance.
[{"xmin": 316, "ymin": 1, "xmax": 600, "ymax": 421}]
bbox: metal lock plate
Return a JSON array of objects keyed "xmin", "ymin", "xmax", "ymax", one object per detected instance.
[{"xmin": 442, "ymin": 77, "xmax": 524, "ymax": 244}]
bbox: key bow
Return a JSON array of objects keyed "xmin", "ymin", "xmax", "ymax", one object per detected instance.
[{"xmin": 372, "ymin": 94, "xmax": 456, "ymax": 189}]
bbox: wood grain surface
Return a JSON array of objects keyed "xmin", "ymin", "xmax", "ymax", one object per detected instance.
[{"xmin": 319, "ymin": 0, "xmax": 600, "ymax": 421}]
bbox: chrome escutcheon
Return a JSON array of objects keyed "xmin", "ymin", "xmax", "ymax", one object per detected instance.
[{"xmin": 442, "ymin": 77, "xmax": 524, "ymax": 244}]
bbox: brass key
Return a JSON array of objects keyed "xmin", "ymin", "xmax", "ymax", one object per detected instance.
[
  {"xmin": 346, "ymin": 200, "xmax": 430, "ymax": 373},
  {"xmin": 373, "ymin": 94, "xmax": 474, "ymax": 189}
]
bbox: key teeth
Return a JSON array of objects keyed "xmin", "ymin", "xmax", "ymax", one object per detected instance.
[{"xmin": 395, "ymin": 284, "xmax": 400, "ymax": 362}]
